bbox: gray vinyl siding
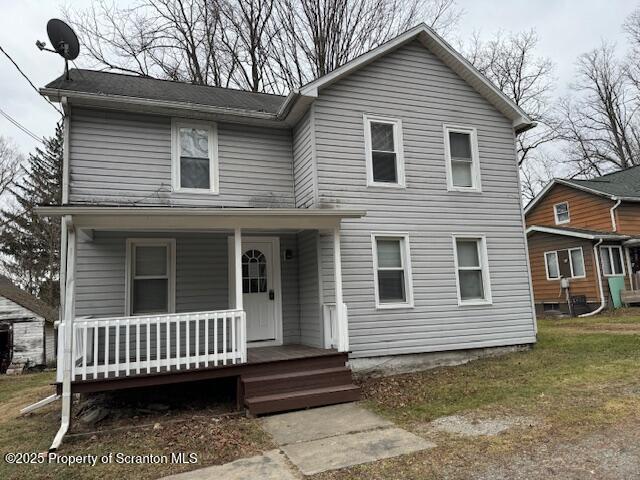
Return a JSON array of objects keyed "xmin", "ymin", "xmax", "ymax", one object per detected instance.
[
  {"xmin": 313, "ymin": 40, "xmax": 536, "ymax": 358},
  {"xmin": 297, "ymin": 231, "xmax": 323, "ymax": 347},
  {"xmin": 68, "ymin": 108, "xmax": 295, "ymax": 207},
  {"xmin": 292, "ymin": 110, "xmax": 316, "ymax": 208},
  {"xmin": 74, "ymin": 231, "xmax": 302, "ymax": 344}
]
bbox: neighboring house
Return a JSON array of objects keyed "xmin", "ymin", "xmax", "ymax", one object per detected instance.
[
  {"xmin": 38, "ymin": 24, "xmax": 537, "ymax": 448},
  {"xmin": 525, "ymin": 166, "xmax": 640, "ymax": 315},
  {"xmin": 0, "ymin": 275, "xmax": 57, "ymax": 373}
]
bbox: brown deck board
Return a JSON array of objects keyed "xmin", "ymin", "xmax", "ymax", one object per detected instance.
[{"xmin": 63, "ymin": 345, "xmax": 342, "ymax": 394}]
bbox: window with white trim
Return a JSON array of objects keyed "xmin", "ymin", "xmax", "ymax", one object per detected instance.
[
  {"xmin": 172, "ymin": 120, "xmax": 218, "ymax": 193},
  {"xmin": 600, "ymin": 245, "xmax": 625, "ymax": 276},
  {"xmin": 127, "ymin": 239, "xmax": 175, "ymax": 315},
  {"xmin": 364, "ymin": 115, "xmax": 405, "ymax": 186},
  {"xmin": 554, "ymin": 202, "xmax": 570, "ymax": 224},
  {"xmin": 569, "ymin": 247, "xmax": 585, "ymax": 277},
  {"xmin": 444, "ymin": 125, "xmax": 481, "ymax": 191},
  {"xmin": 545, "ymin": 247, "xmax": 585, "ymax": 280},
  {"xmin": 453, "ymin": 236, "xmax": 492, "ymax": 304},
  {"xmin": 372, "ymin": 234, "xmax": 413, "ymax": 307},
  {"xmin": 545, "ymin": 251, "xmax": 560, "ymax": 280}
]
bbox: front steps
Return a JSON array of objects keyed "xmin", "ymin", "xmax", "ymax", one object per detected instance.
[{"xmin": 241, "ymin": 352, "xmax": 361, "ymax": 415}]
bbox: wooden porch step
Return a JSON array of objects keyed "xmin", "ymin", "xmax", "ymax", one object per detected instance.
[
  {"xmin": 242, "ymin": 366, "xmax": 353, "ymax": 397},
  {"xmin": 244, "ymin": 384, "xmax": 361, "ymax": 415}
]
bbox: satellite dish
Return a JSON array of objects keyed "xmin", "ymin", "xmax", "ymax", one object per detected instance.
[
  {"xmin": 37, "ymin": 19, "xmax": 80, "ymax": 80},
  {"xmin": 46, "ymin": 19, "xmax": 79, "ymax": 60}
]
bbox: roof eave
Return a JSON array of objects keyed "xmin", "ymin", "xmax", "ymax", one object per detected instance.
[
  {"xmin": 525, "ymin": 225, "xmax": 629, "ymax": 241},
  {"xmin": 40, "ymin": 87, "xmax": 279, "ymax": 121}
]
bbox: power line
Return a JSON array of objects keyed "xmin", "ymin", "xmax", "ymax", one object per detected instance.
[
  {"xmin": 0, "ymin": 44, "xmax": 64, "ymax": 116},
  {"xmin": 0, "ymin": 107, "xmax": 44, "ymax": 145}
]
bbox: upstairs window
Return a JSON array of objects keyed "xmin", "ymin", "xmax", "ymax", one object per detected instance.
[
  {"xmin": 172, "ymin": 120, "xmax": 218, "ymax": 193},
  {"xmin": 444, "ymin": 125, "xmax": 481, "ymax": 191},
  {"xmin": 600, "ymin": 245, "xmax": 625, "ymax": 276},
  {"xmin": 554, "ymin": 202, "xmax": 570, "ymax": 224},
  {"xmin": 364, "ymin": 115, "xmax": 405, "ymax": 187},
  {"xmin": 372, "ymin": 234, "xmax": 413, "ymax": 308},
  {"xmin": 453, "ymin": 236, "xmax": 492, "ymax": 304}
]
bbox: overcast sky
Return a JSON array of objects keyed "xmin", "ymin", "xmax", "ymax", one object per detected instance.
[{"xmin": 0, "ymin": 0, "xmax": 637, "ymax": 157}]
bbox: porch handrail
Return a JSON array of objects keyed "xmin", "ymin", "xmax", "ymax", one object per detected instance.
[{"xmin": 58, "ymin": 309, "xmax": 247, "ymax": 381}]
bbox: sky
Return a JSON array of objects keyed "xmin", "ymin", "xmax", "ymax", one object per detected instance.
[{"xmin": 0, "ymin": 0, "xmax": 638, "ymax": 158}]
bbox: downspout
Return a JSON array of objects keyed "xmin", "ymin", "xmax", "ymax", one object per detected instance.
[
  {"xmin": 610, "ymin": 198, "xmax": 621, "ymax": 231},
  {"xmin": 50, "ymin": 217, "xmax": 75, "ymax": 451},
  {"xmin": 579, "ymin": 239, "xmax": 606, "ymax": 317}
]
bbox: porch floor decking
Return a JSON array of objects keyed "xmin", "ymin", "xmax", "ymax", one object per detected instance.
[{"xmin": 63, "ymin": 344, "xmax": 342, "ymax": 393}]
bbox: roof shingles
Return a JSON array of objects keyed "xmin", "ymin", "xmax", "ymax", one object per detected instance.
[{"xmin": 45, "ymin": 69, "xmax": 286, "ymax": 114}]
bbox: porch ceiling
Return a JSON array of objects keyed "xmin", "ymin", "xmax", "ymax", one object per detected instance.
[{"xmin": 36, "ymin": 206, "xmax": 366, "ymax": 230}]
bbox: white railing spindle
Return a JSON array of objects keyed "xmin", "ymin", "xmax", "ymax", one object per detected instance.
[{"xmin": 68, "ymin": 309, "xmax": 246, "ymax": 381}]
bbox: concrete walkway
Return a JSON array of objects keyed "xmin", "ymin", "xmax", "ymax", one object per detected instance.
[
  {"xmin": 161, "ymin": 403, "xmax": 435, "ymax": 478},
  {"xmin": 261, "ymin": 403, "xmax": 435, "ymax": 475}
]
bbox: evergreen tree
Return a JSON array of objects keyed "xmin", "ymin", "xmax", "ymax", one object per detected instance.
[{"xmin": 0, "ymin": 123, "xmax": 63, "ymax": 306}]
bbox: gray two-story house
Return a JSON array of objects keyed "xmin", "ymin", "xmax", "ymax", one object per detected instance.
[{"xmin": 39, "ymin": 24, "xmax": 537, "ymax": 449}]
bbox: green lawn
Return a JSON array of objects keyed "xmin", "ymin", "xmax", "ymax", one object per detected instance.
[
  {"xmin": 1, "ymin": 311, "xmax": 639, "ymax": 480},
  {"xmin": 360, "ymin": 313, "xmax": 640, "ymax": 423}
]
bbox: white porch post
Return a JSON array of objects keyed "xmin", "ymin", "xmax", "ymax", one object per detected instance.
[
  {"xmin": 234, "ymin": 227, "xmax": 246, "ymax": 361},
  {"xmin": 234, "ymin": 227, "xmax": 243, "ymax": 311},
  {"xmin": 333, "ymin": 226, "xmax": 348, "ymax": 352},
  {"xmin": 51, "ymin": 216, "xmax": 76, "ymax": 450}
]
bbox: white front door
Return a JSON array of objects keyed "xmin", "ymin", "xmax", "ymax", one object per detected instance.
[{"xmin": 239, "ymin": 238, "xmax": 280, "ymax": 344}]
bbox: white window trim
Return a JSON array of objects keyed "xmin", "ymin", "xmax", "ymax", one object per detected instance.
[
  {"xmin": 452, "ymin": 234, "xmax": 492, "ymax": 306},
  {"xmin": 568, "ymin": 247, "xmax": 586, "ymax": 279},
  {"xmin": 600, "ymin": 245, "xmax": 625, "ymax": 277},
  {"xmin": 544, "ymin": 250, "xmax": 560, "ymax": 281},
  {"xmin": 553, "ymin": 201, "xmax": 570, "ymax": 225},
  {"xmin": 363, "ymin": 114, "xmax": 405, "ymax": 188},
  {"xmin": 125, "ymin": 238, "xmax": 176, "ymax": 316},
  {"xmin": 171, "ymin": 118, "xmax": 219, "ymax": 194},
  {"xmin": 371, "ymin": 233, "xmax": 414, "ymax": 309},
  {"xmin": 443, "ymin": 124, "xmax": 482, "ymax": 192}
]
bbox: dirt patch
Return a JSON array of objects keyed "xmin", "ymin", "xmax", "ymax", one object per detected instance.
[
  {"xmin": 421, "ymin": 414, "xmax": 539, "ymax": 437},
  {"xmin": 465, "ymin": 419, "xmax": 640, "ymax": 480}
]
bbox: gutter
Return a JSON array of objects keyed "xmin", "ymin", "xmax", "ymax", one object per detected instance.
[
  {"xmin": 579, "ymin": 239, "xmax": 606, "ymax": 317},
  {"xmin": 610, "ymin": 198, "xmax": 622, "ymax": 231}
]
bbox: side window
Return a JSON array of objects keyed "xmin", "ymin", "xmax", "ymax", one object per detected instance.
[
  {"xmin": 372, "ymin": 234, "xmax": 413, "ymax": 308},
  {"xmin": 444, "ymin": 125, "xmax": 481, "ymax": 191},
  {"xmin": 127, "ymin": 239, "xmax": 175, "ymax": 315},
  {"xmin": 601, "ymin": 246, "xmax": 625, "ymax": 276},
  {"xmin": 554, "ymin": 202, "xmax": 570, "ymax": 224},
  {"xmin": 172, "ymin": 120, "xmax": 218, "ymax": 193},
  {"xmin": 364, "ymin": 115, "xmax": 405, "ymax": 187},
  {"xmin": 453, "ymin": 236, "xmax": 492, "ymax": 305},
  {"xmin": 545, "ymin": 251, "xmax": 560, "ymax": 280}
]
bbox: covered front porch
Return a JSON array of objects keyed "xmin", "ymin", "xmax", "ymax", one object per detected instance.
[{"xmin": 37, "ymin": 206, "xmax": 365, "ymax": 448}]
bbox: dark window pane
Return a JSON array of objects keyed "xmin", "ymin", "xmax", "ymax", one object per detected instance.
[
  {"xmin": 133, "ymin": 279, "xmax": 168, "ymax": 314},
  {"xmin": 372, "ymin": 151, "xmax": 397, "ymax": 183},
  {"xmin": 243, "ymin": 279, "xmax": 250, "ymax": 293},
  {"xmin": 378, "ymin": 270, "xmax": 405, "ymax": 303},
  {"xmin": 449, "ymin": 132, "xmax": 472, "ymax": 159},
  {"xmin": 370, "ymin": 122, "xmax": 394, "ymax": 151},
  {"xmin": 459, "ymin": 270, "xmax": 484, "ymax": 300},
  {"xmin": 135, "ymin": 246, "xmax": 167, "ymax": 276},
  {"xmin": 180, "ymin": 156, "xmax": 210, "ymax": 189}
]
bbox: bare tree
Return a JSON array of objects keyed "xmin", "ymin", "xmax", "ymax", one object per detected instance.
[
  {"xmin": 466, "ymin": 30, "xmax": 557, "ymax": 167},
  {"xmin": 0, "ymin": 137, "xmax": 21, "ymax": 202},
  {"xmin": 67, "ymin": 0, "xmax": 461, "ymax": 93},
  {"xmin": 559, "ymin": 43, "xmax": 640, "ymax": 176}
]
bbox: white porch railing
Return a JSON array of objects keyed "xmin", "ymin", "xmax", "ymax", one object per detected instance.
[
  {"xmin": 322, "ymin": 303, "xmax": 347, "ymax": 349},
  {"xmin": 57, "ymin": 309, "xmax": 246, "ymax": 381}
]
